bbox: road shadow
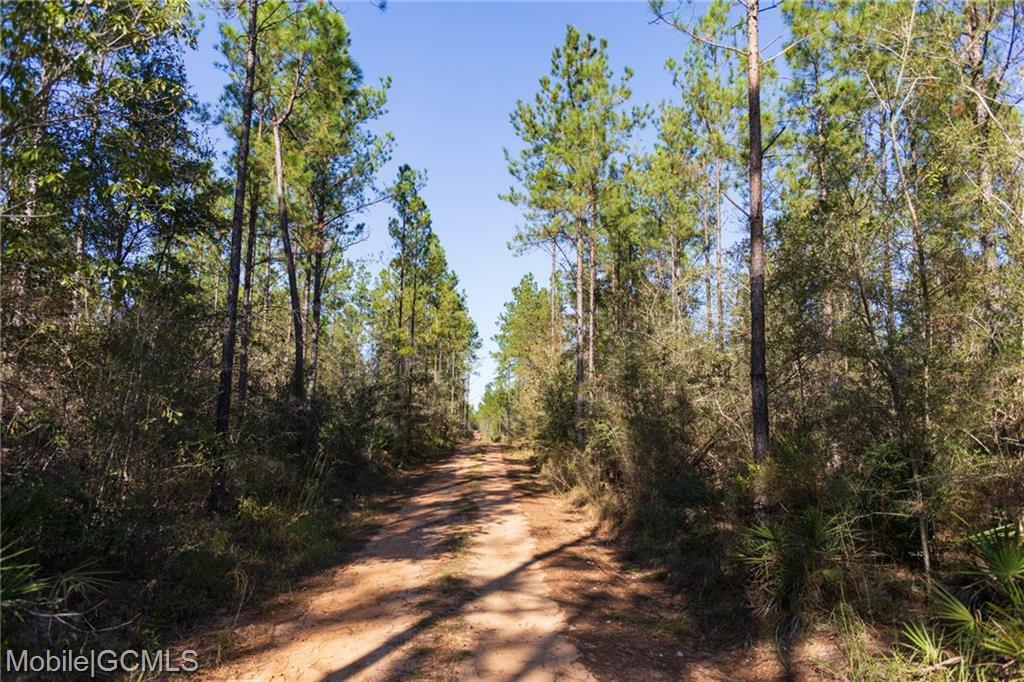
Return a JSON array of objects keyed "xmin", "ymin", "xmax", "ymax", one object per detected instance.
[
  {"xmin": 498, "ymin": 446, "xmax": 784, "ymax": 681},
  {"xmin": 318, "ymin": 533, "xmax": 593, "ymax": 680}
]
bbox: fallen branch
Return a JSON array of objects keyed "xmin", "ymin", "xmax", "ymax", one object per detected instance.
[{"xmin": 914, "ymin": 656, "xmax": 963, "ymax": 676}]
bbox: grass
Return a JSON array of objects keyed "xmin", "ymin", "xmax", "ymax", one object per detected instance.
[
  {"xmin": 148, "ymin": 495, "xmax": 383, "ymax": 634},
  {"xmin": 445, "ymin": 530, "xmax": 473, "ymax": 554}
]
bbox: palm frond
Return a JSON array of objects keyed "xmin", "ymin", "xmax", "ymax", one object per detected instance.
[
  {"xmin": 933, "ymin": 583, "xmax": 979, "ymax": 639},
  {"xmin": 902, "ymin": 621, "xmax": 946, "ymax": 665}
]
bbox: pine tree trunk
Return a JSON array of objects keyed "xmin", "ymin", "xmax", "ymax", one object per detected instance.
[
  {"xmin": 550, "ymin": 237, "xmax": 558, "ymax": 349},
  {"xmin": 747, "ymin": 0, "xmax": 769, "ymax": 464},
  {"xmin": 305, "ymin": 243, "xmax": 324, "ymax": 457},
  {"xmin": 394, "ymin": 223, "xmax": 407, "ymax": 453},
  {"xmin": 406, "ymin": 273, "xmax": 419, "ymax": 457},
  {"xmin": 588, "ymin": 229, "xmax": 596, "ymax": 381},
  {"xmin": 273, "ymin": 122, "xmax": 304, "ymax": 404},
  {"xmin": 967, "ymin": 2, "xmax": 1000, "ymax": 321},
  {"xmin": 882, "ymin": 81, "xmax": 933, "ymax": 579},
  {"xmin": 704, "ymin": 205, "xmax": 713, "ymax": 343},
  {"xmin": 880, "ymin": 107, "xmax": 896, "ymax": 340},
  {"xmin": 575, "ymin": 219, "xmax": 585, "ymax": 450},
  {"xmin": 263, "ymin": 226, "xmax": 273, "ymax": 323},
  {"xmin": 215, "ymin": 0, "xmax": 259, "ymax": 435},
  {"xmin": 669, "ymin": 230, "xmax": 678, "ymax": 328},
  {"xmin": 910, "ymin": 130, "xmax": 934, "ymax": 582},
  {"xmin": 309, "ymin": 244, "xmax": 323, "ymax": 400},
  {"xmin": 396, "ymin": 224, "xmax": 407, "ymax": 379},
  {"xmin": 715, "ymin": 158, "xmax": 725, "ymax": 348},
  {"xmin": 235, "ymin": 176, "xmax": 259, "ymax": 432},
  {"xmin": 303, "ymin": 253, "xmax": 311, "ymax": 350},
  {"xmin": 814, "ymin": 77, "xmax": 837, "ymax": 389}
]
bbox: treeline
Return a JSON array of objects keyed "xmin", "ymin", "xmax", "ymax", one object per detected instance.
[
  {"xmin": 480, "ymin": 1, "xmax": 1023, "ymax": 674},
  {"xmin": 1, "ymin": 0, "xmax": 476, "ymax": 649}
]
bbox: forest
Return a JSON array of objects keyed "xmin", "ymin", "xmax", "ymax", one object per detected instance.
[
  {"xmin": 2, "ymin": 0, "xmax": 1023, "ymax": 680},
  {"xmin": 480, "ymin": 0, "xmax": 1024, "ymax": 676},
  {"xmin": 3, "ymin": 0, "xmax": 478, "ymax": 658}
]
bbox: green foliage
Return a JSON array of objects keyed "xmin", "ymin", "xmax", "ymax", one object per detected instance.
[
  {"xmin": 1, "ymin": 0, "xmax": 473, "ymax": 654},
  {"xmin": 4, "ymin": 0, "xmax": 1023, "ymax": 669},
  {"xmin": 737, "ymin": 506, "xmax": 859, "ymax": 634},
  {"xmin": 0, "ymin": 538, "xmax": 114, "ymax": 648},
  {"xmin": 495, "ymin": 0, "xmax": 1024, "ymax": 668},
  {"xmin": 0, "ymin": 542, "xmax": 50, "ymax": 625},
  {"xmin": 476, "ymin": 274, "xmax": 556, "ymax": 443},
  {"xmin": 902, "ymin": 621, "xmax": 947, "ymax": 667},
  {"xmin": 898, "ymin": 527, "xmax": 1024, "ymax": 677},
  {"xmin": 370, "ymin": 165, "xmax": 479, "ymax": 458}
]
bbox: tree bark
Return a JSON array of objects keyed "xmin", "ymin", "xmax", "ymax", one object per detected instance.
[
  {"xmin": 303, "ymin": 252, "xmax": 311, "ymax": 350},
  {"xmin": 405, "ymin": 268, "xmax": 419, "ymax": 457},
  {"xmin": 273, "ymin": 122, "xmax": 304, "ymax": 403},
  {"xmin": 967, "ymin": 2, "xmax": 1000, "ymax": 320},
  {"xmin": 715, "ymin": 158, "xmax": 725, "ymax": 348},
  {"xmin": 396, "ymin": 221, "xmax": 407, "ymax": 378},
  {"xmin": 304, "ymin": 241, "xmax": 324, "ymax": 457},
  {"xmin": 235, "ymin": 175, "xmax": 259, "ymax": 432},
  {"xmin": 394, "ymin": 219, "xmax": 407, "ymax": 452},
  {"xmin": 587, "ymin": 229, "xmax": 596, "ymax": 381},
  {"xmin": 575, "ymin": 218, "xmax": 586, "ymax": 450},
  {"xmin": 550, "ymin": 237, "xmax": 558, "ymax": 349},
  {"xmin": 703, "ymin": 202, "xmax": 713, "ymax": 343},
  {"xmin": 215, "ymin": 0, "xmax": 259, "ymax": 435},
  {"xmin": 747, "ymin": 0, "xmax": 769, "ymax": 464},
  {"xmin": 309, "ymin": 232, "xmax": 324, "ymax": 400},
  {"xmin": 812, "ymin": 62, "xmax": 837, "ymax": 388},
  {"xmin": 669, "ymin": 229, "xmax": 678, "ymax": 327}
]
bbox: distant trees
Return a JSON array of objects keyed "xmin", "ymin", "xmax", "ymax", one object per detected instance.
[
  {"xmin": 373, "ymin": 166, "xmax": 479, "ymax": 457},
  {"xmin": 478, "ymin": 274, "xmax": 551, "ymax": 441}
]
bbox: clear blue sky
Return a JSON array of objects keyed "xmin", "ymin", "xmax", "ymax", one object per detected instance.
[{"xmin": 183, "ymin": 1, "xmax": 787, "ymax": 405}]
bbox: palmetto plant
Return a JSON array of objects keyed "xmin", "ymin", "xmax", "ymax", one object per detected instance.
[
  {"xmin": 1, "ymin": 537, "xmax": 114, "ymax": 644},
  {"xmin": 902, "ymin": 525, "xmax": 1024, "ymax": 677},
  {"xmin": 737, "ymin": 506, "xmax": 858, "ymax": 636},
  {"xmin": 0, "ymin": 540, "xmax": 50, "ymax": 616}
]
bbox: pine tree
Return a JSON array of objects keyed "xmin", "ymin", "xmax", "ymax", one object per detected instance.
[
  {"xmin": 215, "ymin": 0, "xmax": 259, "ymax": 435},
  {"xmin": 504, "ymin": 25, "xmax": 639, "ymax": 449}
]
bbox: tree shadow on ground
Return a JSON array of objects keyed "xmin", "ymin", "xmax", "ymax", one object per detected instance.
[{"xmin": 500, "ymin": 447, "xmax": 787, "ymax": 681}]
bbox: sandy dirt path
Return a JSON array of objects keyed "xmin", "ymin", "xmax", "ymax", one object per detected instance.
[
  {"xmin": 453, "ymin": 446, "xmax": 592, "ymax": 681},
  {"xmin": 203, "ymin": 443, "xmax": 592, "ymax": 682},
  {"xmin": 201, "ymin": 442, "xmax": 841, "ymax": 681}
]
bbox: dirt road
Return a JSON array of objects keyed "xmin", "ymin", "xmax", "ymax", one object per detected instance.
[{"xmin": 202, "ymin": 443, "xmax": 839, "ymax": 681}]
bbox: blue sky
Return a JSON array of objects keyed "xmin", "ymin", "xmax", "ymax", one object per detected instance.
[{"xmin": 182, "ymin": 2, "xmax": 786, "ymax": 404}]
